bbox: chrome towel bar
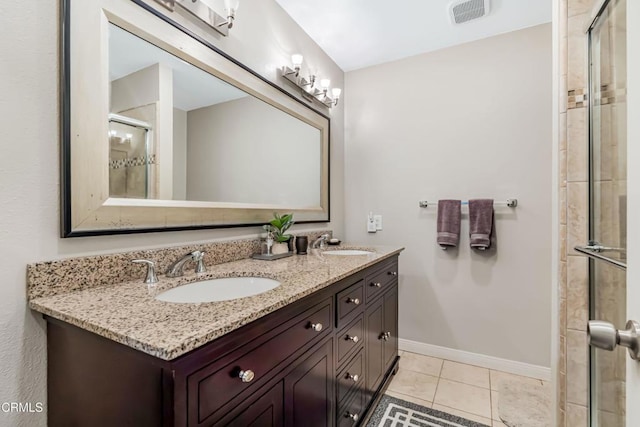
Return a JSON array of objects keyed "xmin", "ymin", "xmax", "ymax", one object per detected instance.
[
  {"xmin": 574, "ymin": 245, "xmax": 627, "ymax": 270},
  {"xmin": 418, "ymin": 199, "xmax": 518, "ymax": 208}
]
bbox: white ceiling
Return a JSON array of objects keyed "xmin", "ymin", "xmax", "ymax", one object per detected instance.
[
  {"xmin": 109, "ymin": 24, "xmax": 247, "ymax": 111},
  {"xmin": 274, "ymin": 0, "xmax": 552, "ymax": 71}
]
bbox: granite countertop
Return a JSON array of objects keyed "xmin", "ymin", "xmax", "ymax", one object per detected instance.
[{"xmin": 29, "ymin": 245, "xmax": 403, "ymax": 361}]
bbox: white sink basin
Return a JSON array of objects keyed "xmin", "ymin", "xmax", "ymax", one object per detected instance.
[
  {"xmin": 155, "ymin": 277, "xmax": 281, "ymax": 303},
  {"xmin": 323, "ymin": 250, "xmax": 373, "ymax": 256}
]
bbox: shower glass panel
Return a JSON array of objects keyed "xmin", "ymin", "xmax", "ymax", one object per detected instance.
[
  {"xmin": 108, "ymin": 118, "xmax": 153, "ymax": 199},
  {"xmin": 588, "ymin": 0, "xmax": 627, "ymax": 425}
]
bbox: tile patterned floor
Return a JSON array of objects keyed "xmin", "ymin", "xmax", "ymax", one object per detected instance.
[{"xmin": 386, "ymin": 351, "xmax": 550, "ymax": 427}]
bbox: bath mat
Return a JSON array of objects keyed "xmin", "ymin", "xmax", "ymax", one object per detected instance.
[
  {"xmin": 497, "ymin": 378, "xmax": 551, "ymax": 427},
  {"xmin": 367, "ymin": 394, "xmax": 490, "ymax": 427}
]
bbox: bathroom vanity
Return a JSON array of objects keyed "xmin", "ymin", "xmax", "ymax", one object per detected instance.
[{"xmin": 29, "ymin": 245, "xmax": 401, "ymax": 426}]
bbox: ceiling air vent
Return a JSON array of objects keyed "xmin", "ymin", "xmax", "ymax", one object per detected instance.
[{"xmin": 449, "ymin": 0, "xmax": 490, "ymax": 24}]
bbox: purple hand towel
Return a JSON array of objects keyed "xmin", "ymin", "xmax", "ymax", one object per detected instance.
[
  {"xmin": 437, "ymin": 200, "xmax": 461, "ymax": 248},
  {"xmin": 469, "ymin": 199, "xmax": 494, "ymax": 250}
]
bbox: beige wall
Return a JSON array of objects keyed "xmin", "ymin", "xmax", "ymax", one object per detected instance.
[
  {"xmin": 111, "ymin": 63, "xmax": 175, "ymax": 199},
  {"xmin": 345, "ymin": 24, "xmax": 553, "ymax": 367},
  {"xmin": 173, "ymin": 108, "xmax": 188, "ymax": 200},
  {"xmin": 186, "ymin": 96, "xmax": 321, "ymax": 206},
  {"xmin": 0, "ymin": 0, "xmax": 343, "ymax": 425}
]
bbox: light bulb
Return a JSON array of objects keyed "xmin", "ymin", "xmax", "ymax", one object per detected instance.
[
  {"xmin": 331, "ymin": 88, "xmax": 342, "ymax": 99},
  {"xmin": 320, "ymin": 79, "xmax": 331, "ymax": 90},
  {"xmin": 291, "ymin": 54, "xmax": 303, "ymax": 68},
  {"xmin": 109, "ymin": 130, "xmax": 117, "ymax": 137},
  {"xmin": 125, "ymin": 133, "xmax": 133, "ymax": 141},
  {"xmin": 224, "ymin": 0, "xmax": 239, "ymax": 28},
  {"xmin": 224, "ymin": 0, "xmax": 239, "ymax": 11}
]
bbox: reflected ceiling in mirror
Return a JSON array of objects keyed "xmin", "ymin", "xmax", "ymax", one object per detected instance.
[{"xmin": 62, "ymin": 0, "xmax": 329, "ymax": 236}]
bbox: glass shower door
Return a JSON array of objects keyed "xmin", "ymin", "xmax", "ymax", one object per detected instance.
[
  {"xmin": 588, "ymin": 0, "xmax": 627, "ymax": 425},
  {"xmin": 108, "ymin": 115, "xmax": 154, "ymax": 199}
]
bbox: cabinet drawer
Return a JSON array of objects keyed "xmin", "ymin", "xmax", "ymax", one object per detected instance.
[
  {"xmin": 336, "ymin": 280, "xmax": 364, "ymax": 328},
  {"xmin": 365, "ymin": 259, "xmax": 398, "ymax": 302},
  {"xmin": 337, "ymin": 316, "xmax": 363, "ymax": 365},
  {"xmin": 336, "ymin": 350, "xmax": 364, "ymax": 405},
  {"xmin": 337, "ymin": 386, "xmax": 366, "ymax": 427},
  {"xmin": 189, "ymin": 298, "xmax": 332, "ymax": 425}
]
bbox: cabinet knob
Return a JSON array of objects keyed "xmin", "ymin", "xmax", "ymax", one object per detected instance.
[
  {"xmin": 347, "ymin": 297, "xmax": 360, "ymax": 305},
  {"xmin": 238, "ymin": 369, "xmax": 255, "ymax": 383},
  {"xmin": 310, "ymin": 322, "xmax": 323, "ymax": 332},
  {"xmin": 380, "ymin": 331, "xmax": 391, "ymax": 341},
  {"xmin": 346, "ymin": 412, "xmax": 359, "ymax": 421},
  {"xmin": 388, "ymin": 271, "xmax": 398, "ymax": 276},
  {"xmin": 346, "ymin": 335, "xmax": 359, "ymax": 343},
  {"xmin": 347, "ymin": 373, "xmax": 359, "ymax": 382},
  {"xmin": 371, "ymin": 282, "xmax": 381, "ymax": 288}
]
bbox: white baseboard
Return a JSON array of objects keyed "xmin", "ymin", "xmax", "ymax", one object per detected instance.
[{"xmin": 399, "ymin": 338, "xmax": 551, "ymax": 381}]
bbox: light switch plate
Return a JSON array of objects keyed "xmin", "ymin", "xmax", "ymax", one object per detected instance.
[
  {"xmin": 367, "ymin": 213, "xmax": 377, "ymax": 233},
  {"xmin": 374, "ymin": 215, "xmax": 383, "ymax": 230}
]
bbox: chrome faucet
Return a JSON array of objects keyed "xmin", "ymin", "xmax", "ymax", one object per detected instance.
[
  {"xmin": 312, "ymin": 233, "xmax": 330, "ymax": 250},
  {"xmin": 131, "ymin": 259, "xmax": 159, "ymax": 284},
  {"xmin": 166, "ymin": 250, "xmax": 207, "ymax": 277}
]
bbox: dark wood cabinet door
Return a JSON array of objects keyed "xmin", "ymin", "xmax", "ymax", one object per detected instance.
[
  {"xmin": 383, "ymin": 285, "xmax": 398, "ymax": 369},
  {"xmin": 365, "ymin": 297, "xmax": 384, "ymax": 394},
  {"xmin": 284, "ymin": 339, "xmax": 334, "ymax": 427},
  {"xmin": 222, "ymin": 380, "xmax": 284, "ymax": 427}
]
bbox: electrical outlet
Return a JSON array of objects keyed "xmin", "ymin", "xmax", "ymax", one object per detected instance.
[
  {"xmin": 367, "ymin": 212, "xmax": 377, "ymax": 233},
  {"xmin": 374, "ymin": 215, "xmax": 383, "ymax": 230}
]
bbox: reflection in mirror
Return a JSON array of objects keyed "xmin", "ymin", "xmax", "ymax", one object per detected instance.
[
  {"xmin": 108, "ymin": 114, "xmax": 153, "ymax": 199},
  {"xmin": 108, "ymin": 23, "xmax": 322, "ymax": 207}
]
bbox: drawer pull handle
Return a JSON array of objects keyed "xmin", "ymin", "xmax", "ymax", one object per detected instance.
[
  {"xmin": 346, "ymin": 335, "xmax": 360, "ymax": 343},
  {"xmin": 346, "ymin": 412, "xmax": 359, "ymax": 421},
  {"xmin": 238, "ymin": 370, "xmax": 255, "ymax": 383},
  {"xmin": 388, "ymin": 271, "xmax": 398, "ymax": 276},
  {"xmin": 310, "ymin": 322, "xmax": 323, "ymax": 332},
  {"xmin": 371, "ymin": 282, "xmax": 382, "ymax": 288},
  {"xmin": 347, "ymin": 373, "xmax": 359, "ymax": 382},
  {"xmin": 347, "ymin": 297, "xmax": 360, "ymax": 305}
]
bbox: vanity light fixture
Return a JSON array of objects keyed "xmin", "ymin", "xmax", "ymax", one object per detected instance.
[
  {"xmin": 223, "ymin": 0, "xmax": 239, "ymax": 29},
  {"xmin": 153, "ymin": 0, "xmax": 239, "ymax": 37},
  {"xmin": 291, "ymin": 54, "xmax": 304, "ymax": 76},
  {"xmin": 282, "ymin": 55, "xmax": 341, "ymax": 108}
]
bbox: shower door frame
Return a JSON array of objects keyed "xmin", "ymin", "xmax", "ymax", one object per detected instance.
[
  {"xmin": 108, "ymin": 113, "xmax": 154, "ymax": 199},
  {"xmin": 586, "ymin": 0, "xmax": 627, "ymax": 424}
]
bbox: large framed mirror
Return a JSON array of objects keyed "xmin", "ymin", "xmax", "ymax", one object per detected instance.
[{"xmin": 61, "ymin": 0, "xmax": 330, "ymax": 237}]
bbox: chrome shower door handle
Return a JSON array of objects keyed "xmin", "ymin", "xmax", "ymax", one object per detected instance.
[{"xmin": 588, "ymin": 320, "xmax": 640, "ymax": 360}]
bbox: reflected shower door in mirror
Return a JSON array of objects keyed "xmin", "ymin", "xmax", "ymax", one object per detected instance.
[
  {"xmin": 108, "ymin": 24, "xmax": 322, "ymax": 207},
  {"xmin": 108, "ymin": 114, "xmax": 153, "ymax": 199},
  {"xmin": 61, "ymin": 0, "xmax": 330, "ymax": 237}
]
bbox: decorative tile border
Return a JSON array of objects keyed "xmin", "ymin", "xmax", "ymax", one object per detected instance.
[
  {"xmin": 594, "ymin": 83, "xmax": 627, "ymax": 106},
  {"xmin": 569, "ymin": 84, "xmax": 627, "ymax": 109},
  {"xmin": 109, "ymin": 154, "xmax": 157, "ymax": 169},
  {"xmin": 568, "ymin": 89, "xmax": 588, "ymax": 109}
]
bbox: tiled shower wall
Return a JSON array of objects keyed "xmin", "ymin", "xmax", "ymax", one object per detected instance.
[{"xmin": 558, "ymin": 0, "xmax": 602, "ymax": 426}]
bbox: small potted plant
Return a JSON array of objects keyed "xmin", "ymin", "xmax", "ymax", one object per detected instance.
[{"xmin": 264, "ymin": 213, "xmax": 294, "ymax": 255}]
